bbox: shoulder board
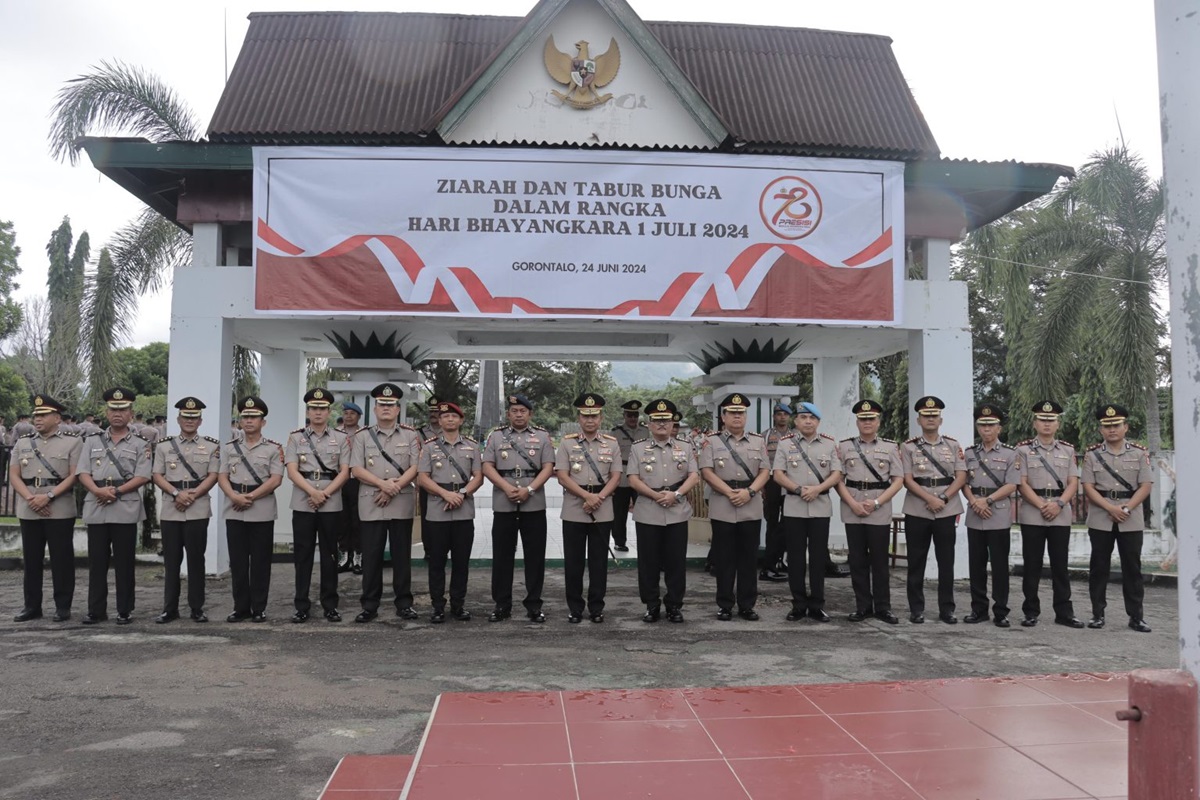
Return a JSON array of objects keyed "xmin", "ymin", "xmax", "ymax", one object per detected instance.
[
  {"xmin": 781, "ymin": 433, "xmax": 795, "ymax": 440},
  {"xmin": 1129, "ymin": 442, "xmax": 1147, "ymax": 451},
  {"xmin": 602, "ymin": 433, "xmax": 617, "ymax": 440},
  {"xmin": 839, "ymin": 437, "xmax": 854, "ymax": 443},
  {"xmin": 462, "ymin": 435, "xmax": 478, "ymax": 443},
  {"xmin": 398, "ymin": 423, "xmax": 416, "ymax": 431},
  {"xmin": 943, "ymin": 435, "xmax": 959, "ymax": 442},
  {"xmin": 564, "ymin": 433, "xmax": 579, "ymax": 439},
  {"xmin": 132, "ymin": 431, "xmax": 151, "ymax": 441},
  {"xmin": 62, "ymin": 430, "xmax": 80, "ymax": 437},
  {"xmin": 531, "ymin": 424, "xmax": 548, "ymax": 431},
  {"xmin": 1088, "ymin": 442, "xmax": 1105, "ymax": 451},
  {"xmin": 1016, "ymin": 438, "xmax": 1034, "ymax": 447},
  {"xmin": 203, "ymin": 436, "xmax": 220, "ymax": 444},
  {"xmin": 265, "ymin": 438, "xmax": 283, "ymax": 447},
  {"xmin": 633, "ymin": 437, "xmax": 649, "ymax": 445},
  {"xmin": 880, "ymin": 438, "xmax": 897, "ymax": 444},
  {"xmin": 224, "ymin": 438, "xmax": 239, "ymax": 446},
  {"xmin": 490, "ymin": 425, "xmax": 505, "ymax": 432},
  {"xmin": 353, "ymin": 427, "xmax": 369, "ymax": 436},
  {"xmin": 995, "ymin": 442, "xmax": 1013, "ymax": 450},
  {"xmin": 291, "ymin": 427, "xmax": 305, "ymax": 435},
  {"xmin": 968, "ymin": 442, "xmax": 980, "ymax": 450},
  {"xmin": 819, "ymin": 433, "xmax": 834, "ymax": 441},
  {"xmin": 21, "ymin": 431, "xmax": 35, "ymax": 439},
  {"xmin": 906, "ymin": 436, "xmax": 921, "ymax": 444},
  {"xmin": 424, "ymin": 436, "xmax": 438, "ymax": 444}
]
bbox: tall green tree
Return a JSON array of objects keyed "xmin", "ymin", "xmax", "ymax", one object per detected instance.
[
  {"xmin": 43, "ymin": 217, "xmax": 89, "ymax": 400},
  {"xmin": 0, "ymin": 219, "xmax": 23, "ymax": 340},
  {"xmin": 113, "ymin": 341, "xmax": 169, "ymax": 396}
]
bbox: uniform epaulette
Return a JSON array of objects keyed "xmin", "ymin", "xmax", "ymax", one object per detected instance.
[
  {"xmin": 943, "ymin": 435, "xmax": 959, "ymax": 442},
  {"xmin": 633, "ymin": 437, "xmax": 649, "ymax": 445},
  {"xmin": 1015, "ymin": 438, "xmax": 1034, "ymax": 447},
  {"xmin": 291, "ymin": 427, "xmax": 305, "ymax": 435},
  {"xmin": 747, "ymin": 431, "xmax": 763, "ymax": 437},
  {"xmin": 132, "ymin": 431, "xmax": 152, "ymax": 442},
  {"xmin": 203, "ymin": 436, "xmax": 220, "ymax": 444},
  {"xmin": 531, "ymin": 424, "xmax": 548, "ymax": 431},
  {"xmin": 906, "ymin": 436, "xmax": 922, "ymax": 444},
  {"xmin": 61, "ymin": 430, "xmax": 80, "ymax": 437},
  {"xmin": 462, "ymin": 435, "xmax": 478, "ymax": 443},
  {"xmin": 424, "ymin": 436, "xmax": 438, "ymax": 444},
  {"xmin": 880, "ymin": 438, "xmax": 897, "ymax": 444},
  {"xmin": 21, "ymin": 431, "xmax": 35, "ymax": 439},
  {"xmin": 399, "ymin": 423, "xmax": 416, "ymax": 431},
  {"xmin": 564, "ymin": 433, "xmax": 580, "ymax": 439},
  {"xmin": 602, "ymin": 433, "xmax": 617, "ymax": 440},
  {"xmin": 1129, "ymin": 442, "xmax": 1148, "ymax": 451},
  {"xmin": 839, "ymin": 436, "xmax": 854, "ymax": 443},
  {"xmin": 819, "ymin": 432, "xmax": 835, "ymax": 441},
  {"xmin": 781, "ymin": 433, "xmax": 795, "ymax": 440},
  {"xmin": 1088, "ymin": 442, "xmax": 1105, "ymax": 451},
  {"xmin": 263, "ymin": 438, "xmax": 282, "ymax": 449},
  {"xmin": 490, "ymin": 424, "xmax": 505, "ymax": 432}
]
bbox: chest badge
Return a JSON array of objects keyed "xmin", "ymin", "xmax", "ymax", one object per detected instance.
[
  {"xmin": 571, "ymin": 462, "xmax": 582, "ymax": 474},
  {"xmin": 500, "ymin": 450, "xmax": 509, "ymax": 460}
]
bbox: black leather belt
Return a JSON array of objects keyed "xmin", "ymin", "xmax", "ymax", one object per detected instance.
[
  {"xmin": 303, "ymin": 470, "xmax": 337, "ymax": 481},
  {"xmin": 914, "ymin": 476, "xmax": 952, "ymax": 488},
  {"xmin": 1101, "ymin": 489, "xmax": 1134, "ymax": 500},
  {"xmin": 436, "ymin": 481, "xmax": 465, "ymax": 492},
  {"xmin": 497, "ymin": 468, "xmax": 533, "ymax": 478},
  {"xmin": 96, "ymin": 478, "xmax": 123, "ymax": 488},
  {"xmin": 726, "ymin": 479, "xmax": 752, "ymax": 489},
  {"xmin": 232, "ymin": 483, "xmax": 263, "ymax": 494},
  {"xmin": 577, "ymin": 484, "xmax": 604, "ymax": 493},
  {"xmin": 23, "ymin": 477, "xmax": 62, "ymax": 488},
  {"xmin": 1032, "ymin": 488, "xmax": 1062, "ymax": 499},
  {"xmin": 653, "ymin": 479, "xmax": 686, "ymax": 493},
  {"xmin": 970, "ymin": 486, "xmax": 995, "ymax": 497},
  {"xmin": 169, "ymin": 479, "xmax": 201, "ymax": 490},
  {"xmin": 791, "ymin": 486, "xmax": 830, "ymax": 496},
  {"xmin": 846, "ymin": 479, "xmax": 889, "ymax": 490}
]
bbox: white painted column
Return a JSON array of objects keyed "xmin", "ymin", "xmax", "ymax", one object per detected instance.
[
  {"xmin": 259, "ymin": 349, "xmax": 306, "ymax": 442},
  {"xmin": 814, "ymin": 357, "xmax": 859, "ymax": 551},
  {"xmin": 1156, "ymin": 0, "xmax": 1200, "ymax": 680}
]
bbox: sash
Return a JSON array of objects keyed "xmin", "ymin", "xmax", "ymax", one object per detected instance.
[
  {"xmin": 29, "ymin": 440, "xmax": 64, "ymax": 481},
  {"xmin": 795, "ymin": 440, "xmax": 827, "ymax": 484},
  {"xmin": 231, "ymin": 440, "xmax": 264, "ymax": 487},
  {"xmin": 302, "ymin": 429, "xmax": 335, "ymax": 474},
  {"xmin": 852, "ymin": 438, "xmax": 885, "ymax": 483},
  {"xmin": 1031, "ymin": 444, "xmax": 1065, "ymax": 491},
  {"xmin": 971, "ymin": 445, "xmax": 1003, "ymax": 487},
  {"xmin": 720, "ymin": 433, "xmax": 757, "ymax": 483},
  {"xmin": 100, "ymin": 436, "xmax": 133, "ymax": 482},
  {"xmin": 501, "ymin": 429, "xmax": 542, "ymax": 472},
  {"xmin": 169, "ymin": 437, "xmax": 202, "ymax": 482},
  {"xmin": 579, "ymin": 443, "xmax": 605, "ymax": 485},
  {"xmin": 367, "ymin": 428, "xmax": 404, "ymax": 472},
  {"xmin": 914, "ymin": 440, "xmax": 951, "ymax": 480},
  {"xmin": 433, "ymin": 439, "xmax": 470, "ymax": 485}
]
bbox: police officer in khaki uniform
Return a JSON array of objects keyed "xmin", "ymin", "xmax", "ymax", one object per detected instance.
[
  {"xmin": 1016, "ymin": 400, "xmax": 1084, "ymax": 628},
  {"xmin": 700, "ymin": 393, "xmax": 770, "ymax": 621},
  {"xmin": 350, "ymin": 383, "xmax": 423, "ymax": 623},
  {"xmin": 417, "ymin": 395, "xmax": 442, "ymax": 527},
  {"xmin": 627, "ymin": 398, "xmax": 699, "ymax": 623},
  {"xmin": 555, "ymin": 392, "xmax": 621, "ymax": 623},
  {"xmin": 481, "ymin": 394, "xmax": 555, "ymax": 623},
  {"xmin": 759, "ymin": 402, "xmax": 793, "ymax": 582},
  {"xmin": 1081, "ymin": 404, "xmax": 1154, "ymax": 632},
  {"xmin": 962, "ymin": 405, "xmax": 1020, "ymax": 627},
  {"xmin": 336, "ymin": 401, "xmax": 364, "ymax": 574},
  {"xmin": 218, "ymin": 397, "xmax": 285, "ymax": 623},
  {"xmin": 609, "ymin": 399, "xmax": 647, "ymax": 553},
  {"xmin": 773, "ymin": 402, "xmax": 843, "ymax": 623},
  {"xmin": 417, "ymin": 401, "xmax": 483, "ymax": 623},
  {"xmin": 10, "ymin": 394, "xmax": 83, "ymax": 622},
  {"xmin": 901, "ymin": 396, "xmax": 967, "ymax": 624},
  {"xmin": 78, "ymin": 387, "xmax": 153, "ymax": 625},
  {"xmin": 285, "ymin": 388, "xmax": 350, "ymax": 623},
  {"xmin": 835, "ymin": 399, "xmax": 904, "ymax": 624},
  {"xmin": 151, "ymin": 397, "xmax": 220, "ymax": 623}
]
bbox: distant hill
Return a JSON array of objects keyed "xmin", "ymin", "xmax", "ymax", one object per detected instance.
[{"xmin": 610, "ymin": 361, "xmax": 701, "ymax": 389}]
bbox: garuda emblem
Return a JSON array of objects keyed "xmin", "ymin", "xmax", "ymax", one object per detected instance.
[{"xmin": 544, "ymin": 35, "xmax": 620, "ymax": 109}]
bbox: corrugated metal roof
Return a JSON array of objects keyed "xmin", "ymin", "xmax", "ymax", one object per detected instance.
[{"xmin": 207, "ymin": 11, "xmax": 938, "ymax": 159}]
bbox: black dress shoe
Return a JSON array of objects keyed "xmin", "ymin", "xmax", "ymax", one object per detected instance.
[
  {"xmin": 528, "ymin": 611, "xmax": 546, "ymax": 624},
  {"xmin": 13, "ymin": 608, "xmax": 42, "ymax": 622},
  {"xmin": 324, "ymin": 609, "xmax": 342, "ymax": 622},
  {"xmin": 156, "ymin": 611, "xmax": 179, "ymax": 624},
  {"xmin": 716, "ymin": 608, "xmax": 733, "ymax": 621},
  {"xmin": 994, "ymin": 616, "xmax": 1011, "ymax": 628},
  {"xmin": 825, "ymin": 562, "xmax": 851, "ymax": 578},
  {"xmin": 430, "ymin": 610, "xmax": 446, "ymax": 624},
  {"xmin": 190, "ymin": 610, "xmax": 208, "ymax": 623},
  {"xmin": 82, "ymin": 613, "xmax": 106, "ymax": 625},
  {"xmin": 1054, "ymin": 616, "xmax": 1084, "ymax": 629},
  {"xmin": 1021, "ymin": 616, "xmax": 1038, "ymax": 627},
  {"xmin": 396, "ymin": 607, "xmax": 419, "ymax": 620},
  {"xmin": 963, "ymin": 612, "xmax": 986, "ymax": 624},
  {"xmin": 226, "ymin": 612, "xmax": 249, "ymax": 623},
  {"xmin": 877, "ymin": 611, "xmax": 900, "ymax": 625},
  {"xmin": 568, "ymin": 613, "xmax": 583, "ymax": 624},
  {"xmin": 291, "ymin": 610, "xmax": 309, "ymax": 623},
  {"xmin": 1129, "ymin": 618, "xmax": 1152, "ymax": 633},
  {"xmin": 738, "ymin": 609, "xmax": 760, "ymax": 621},
  {"xmin": 758, "ymin": 569, "xmax": 787, "ymax": 583},
  {"xmin": 53, "ymin": 609, "xmax": 71, "ymax": 622},
  {"xmin": 909, "ymin": 614, "xmax": 925, "ymax": 624},
  {"xmin": 1088, "ymin": 617, "xmax": 1106, "ymax": 629},
  {"xmin": 786, "ymin": 609, "xmax": 805, "ymax": 622},
  {"xmin": 642, "ymin": 607, "xmax": 660, "ymax": 623},
  {"xmin": 451, "ymin": 607, "xmax": 471, "ymax": 622},
  {"xmin": 354, "ymin": 610, "xmax": 377, "ymax": 623},
  {"xmin": 488, "ymin": 607, "xmax": 512, "ymax": 622},
  {"xmin": 589, "ymin": 612, "xmax": 605, "ymax": 623},
  {"xmin": 251, "ymin": 612, "xmax": 267, "ymax": 623},
  {"xmin": 667, "ymin": 608, "xmax": 684, "ymax": 623},
  {"xmin": 808, "ymin": 609, "xmax": 831, "ymax": 623},
  {"xmin": 614, "ymin": 544, "xmax": 630, "ymax": 552},
  {"xmin": 847, "ymin": 611, "xmax": 868, "ymax": 622},
  {"xmin": 939, "ymin": 613, "xmax": 958, "ymax": 625},
  {"xmin": 115, "ymin": 614, "xmax": 132, "ymax": 625}
]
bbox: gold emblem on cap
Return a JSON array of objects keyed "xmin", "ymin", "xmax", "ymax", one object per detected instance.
[
  {"xmin": 924, "ymin": 398, "xmax": 936, "ymax": 408},
  {"xmin": 34, "ymin": 396, "xmax": 43, "ymax": 406},
  {"xmin": 439, "ymin": 403, "xmax": 448, "ymax": 412},
  {"xmin": 509, "ymin": 396, "xmax": 518, "ymax": 405},
  {"xmin": 382, "ymin": 386, "xmax": 394, "ymax": 397},
  {"xmin": 733, "ymin": 395, "xmax": 743, "ymax": 405},
  {"xmin": 860, "ymin": 401, "xmax": 870, "ymax": 411},
  {"xmin": 982, "ymin": 407, "xmax": 992, "ymax": 416},
  {"xmin": 1107, "ymin": 406, "xmax": 1116, "ymax": 417},
  {"xmin": 1042, "ymin": 402, "xmax": 1053, "ymax": 412},
  {"xmin": 246, "ymin": 398, "xmax": 255, "ymax": 408},
  {"xmin": 186, "ymin": 399, "xmax": 196, "ymax": 409},
  {"xmin": 656, "ymin": 401, "xmax": 666, "ymax": 411},
  {"xmin": 314, "ymin": 390, "xmax": 324, "ymax": 399},
  {"xmin": 585, "ymin": 396, "xmax": 596, "ymax": 407},
  {"xmin": 113, "ymin": 390, "xmax": 124, "ymax": 400}
]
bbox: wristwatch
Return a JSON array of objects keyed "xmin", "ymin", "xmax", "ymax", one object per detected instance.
[
  {"xmin": 748, "ymin": 488, "xmax": 758, "ymax": 498},
  {"xmin": 1054, "ymin": 498, "xmax": 1066, "ymax": 508},
  {"xmin": 673, "ymin": 491, "xmax": 683, "ymax": 501},
  {"xmin": 936, "ymin": 492, "xmax": 948, "ymax": 502},
  {"xmin": 984, "ymin": 496, "xmax": 994, "ymax": 506},
  {"xmin": 171, "ymin": 489, "xmax": 180, "ymax": 498},
  {"xmin": 46, "ymin": 490, "xmax": 55, "ymax": 500},
  {"xmin": 1121, "ymin": 505, "xmax": 1131, "ymax": 514}
]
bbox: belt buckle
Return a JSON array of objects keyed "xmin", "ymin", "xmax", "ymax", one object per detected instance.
[
  {"xmin": 1107, "ymin": 490, "xmax": 1121, "ymax": 500},
  {"xmin": 513, "ymin": 468, "xmax": 524, "ymax": 479},
  {"xmin": 451, "ymin": 482, "xmax": 461, "ymax": 493},
  {"xmin": 33, "ymin": 477, "xmax": 44, "ymax": 488}
]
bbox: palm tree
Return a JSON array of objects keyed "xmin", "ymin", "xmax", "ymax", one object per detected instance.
[
  {"xmin": 47, "ymin": 59, "xmax": 254, "ymax": 402},
  {"xmin": 961, "ymin": 145, "xmax": 1166, "ymax": 450}
]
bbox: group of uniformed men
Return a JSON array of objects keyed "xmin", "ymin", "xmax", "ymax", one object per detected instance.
[{"xmin": 9, "ymin": 385, "xmax": 1153, "ymax": 633}]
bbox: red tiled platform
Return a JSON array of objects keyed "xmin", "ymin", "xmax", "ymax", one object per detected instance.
[{"xmin": 318, "ymin": 674, "xmax": 1131, "ymax": 800}]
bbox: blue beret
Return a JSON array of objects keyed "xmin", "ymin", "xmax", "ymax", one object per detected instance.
[
  {"xmin": 795, "ymin": 402, "xmax": 821, "ymax": 420},
  {"xmin": 342, "ymin": 401, "xmax": 363, "ymax": 414},
  {"xmin": 773, "ymin": 402, "xmax": 793, "ymax": 414}
]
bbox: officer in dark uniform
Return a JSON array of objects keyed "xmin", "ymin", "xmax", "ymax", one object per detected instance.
[
  {"xmin": 336, "ymin": 401, "xmax": 364, "ymax": 574},
  {"xmin": 10, "ymin": 394, "xmax": 83, "ymax": 622},
  {"xmin": 1081, "ymin": 404, "xmax": 1154, "ymax": 632},
  {"xmin": 151, "ymin": 397, "xmax": 220, "ymax": 623},
  {"xmin": 759, "ymin": 401, "xmax": 793, "ymax": 582},
  {"xmin": 962, "ymin": 405, "xmax": 1020, "ymax": 627},
  {"xmin": 610, "ymin": 399, "xmax": 647, "ymax": 552}
]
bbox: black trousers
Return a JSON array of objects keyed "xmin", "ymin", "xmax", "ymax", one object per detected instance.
[
  {"xmin": 491, "ymin": 509, "xmax": 547, "ymax": 614},
  {"xmin": 635, "ymin": 521, "xmax": 687, "ymax": 610},
  {"xmin": 1088, "ymin": 526, "xmax": 1145, "ymax": 620},
  {"xmin": 760, "ymin": 479, "xmax": 785, "ymax": 569},
  {"xmin": 292, "ymin": 511, "xmax": 340, "ymax": 613},
  {"xmin": 783, "ymin": 516, "xmax": 830, "ymax": 612},
  {"xmin": 846, "ymin": 523, "xmax": 891, "ymax": 614},
  {"xmin": 563, "ymin": 519, "xmax": 610, "ymax": 616},
  {"xmin": 338, "ymin": 479, "xmax": 361, "ymax": 553},
  {"xmin": 1020, "ymin": 524, "xmax": 1074, "ymax": 619},
  {"xmin": 359, "ymin": 518, "xmax": 414, "ymax": 612},
  {"xmin": 226, "ymin": 520, "xmax": 274, "ymax": 615},
  {"xmin": 610, "ymin": 486, "xmax": 635, "ymax": 547},
  {"xmin": 87, "ymin": 523, "xmax": 137, "ymax": 617},
  {"xmin": 423, "ymin": 519, "xmax": 474, "ymax": 612},
  {"xmin": 20, "ymin": 517, "xmax": 75, "ymax": 612},
  {"xmin": 711, "ymin": 519, "xmax": 760, "ymax": 612},
  {"xmin": 161, "ymin": 519, "xmax": 208, "ymax": 614},
  {"xmin": 967, "ymin": 528, "xmax": 1010, "ymax": 619},
  {"xmin": 904, "ymin": 515, "xmax": 956, "ymax": 616}
]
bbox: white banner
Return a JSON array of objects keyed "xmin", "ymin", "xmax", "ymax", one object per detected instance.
[{"xmin": 253, "ymin": 147, "xmax": 904, "ymax": 324}]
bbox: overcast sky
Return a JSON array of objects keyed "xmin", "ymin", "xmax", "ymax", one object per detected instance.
[{"xmin": 0, "ymin": 1, "xmax": 1163, "ymax": 349}]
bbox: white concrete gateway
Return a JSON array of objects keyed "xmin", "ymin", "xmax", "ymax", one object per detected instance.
[{"xmin": 82, "ymin": 0, "xmax": 1069, "ymax": 575}]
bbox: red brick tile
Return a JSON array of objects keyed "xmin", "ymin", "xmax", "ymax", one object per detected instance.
[
  {"xmin": 881, "ymin": 747, "xmax": 1090, "ymax": 799},
  {"xmin": 683, "ymin": 685, "xmax": 821, "ymax": 719},
  {"xmin": 834, "ymin": 709, "xmax": 1004, "ymax": 753},
  {"xmin": 568, "ymin": 719, "xmax": 720, "ymax": 762},
  {"xmin": 730, "ymin": 754, "xmax": 921, "ymax": 800},
  {"xmin": 1018, "ymin": 739, "xmax": 1127, "ymax": 798},
  {"xmin": 705, "ymin": 715, "xmax": 865, "ymax": 759},
  {"xmin": 803, "ymin": 682, "xmax": 944, "ymax": 715},
  {"xmin": 917, "ymin": 678, "xmax": 1062, "ymax": 710},
  {"xmin": 325, "ymin": 754, "xmax": 414, "ymax": 791},
  {"xmin": 404, "ymin": 764, "xmax": 576, "ymax": 800},
  {"xmin": 320, "ymin": 791, "xmax": 402, "ymax": 800},
  {"xmin": 1020, "ymin": 674, "xmax": 1128, "ymax": 703},
  {"xmin": 958, "ymin": 703, "xmax": 1124, "ymax": 747},
  {"xmin": 575, "ymin": 759, "xmax": 745, "ymax": 800},
  {"xmin": 562, "ymin": 688, "xmax": 692, "ymax": 722},
  {"xmin": 417, "ymin": 722, "xmax": 570, "ymax": 766},
  {"xmin": 434, "ymin": 691, "xmax": 563, "ymax": 724}
]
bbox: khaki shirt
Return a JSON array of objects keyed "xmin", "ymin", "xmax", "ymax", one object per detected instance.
[
  {"xmin": 611, "ymin": 423, "xmax": 648, "ymax": 488},
  {"xmin": 628, "ymin": 437, "xmax": 696, "ymax": 526},
  {"xmin": 418, "ymin": 435, "xmax": 481, "ymax": 522},
  {"xmin": 285, "ymin": 427, "xmax": 350, "ymax": 513},
  {"xmin": 836, "ymin": 437, "xmax": 902, "ymax": 525},
  {"xmin": 78, "ymin": 430, "xmax": 153, "ymax": 524},
  {"xmin": 350, "ymin": 425, "xmax": 422, "ymax": 521},
  {"xmin": 219, "ymin": 437, "xmax": 285, "ymax": 522},
  {"xmin": 12, "ymin": 431, "xmax": 83, "ymax": 520},
  {"xmin": 774, "ymin": 433, "xmax": 842, "ymax": 519},
  {"xmin": 555, "ymin": 433, "xmax": 620, "ymax": 523},
  {"xmin": 482, "ymin": 425, "xmax": 555, "ymax": 513},
  {"xmin": 153, "ymin": 434, "xmax": 220, "ymax": 522},
  {"xmin": 963, "ymin": 442, "xmax": 1019, "ymax": 531},
  {"xmin": 699, "ymin": 431, "xmax": 769, "ymax": 523},
  {"xmin": 901, "ymin": 435, "xmax": 966, "ymax": 520},
  {"xmin": 1015, "ymin": 439, "xmax": 1078, "ymax": 526},
  {"xmin": 1081, "ymin": 442, "xmax": 1153, "ymax": 532}
]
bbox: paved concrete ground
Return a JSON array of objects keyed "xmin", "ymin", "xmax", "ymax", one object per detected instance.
[{"xmin": 0, "ymin": 562, "xmax": 1179, "ymax": 800}]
